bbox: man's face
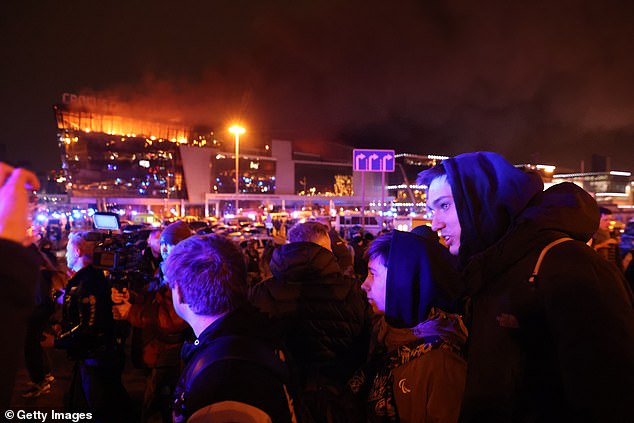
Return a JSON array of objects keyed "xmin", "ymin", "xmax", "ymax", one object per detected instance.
[
  {"xmin": 599, "ymin": 214, "xmax": 611, "ymax": 231},
  {"xmin": 66, "ymin": 240, "xmax": 78, "ymax": 270},
  {"xmin": 362, "ymin": 257, "xmax": 388, "ymax": 314},
  {"xmin": 160, "ymin": 242, "xmax": 176, "ymax": 260},
  {"xmin": 427, "ymin": 176, "xmax": 462, "ymax": 256}
]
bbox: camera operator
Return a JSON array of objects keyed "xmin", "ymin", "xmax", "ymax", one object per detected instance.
[
  {"xmin": 112, "ymin": 220, "xmax": 193, "ymax": 423},
  {"xmin": 55, "ymin": 230, "xmax": 130, "ymax": 421}
]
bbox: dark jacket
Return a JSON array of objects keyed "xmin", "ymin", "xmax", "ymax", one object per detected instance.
[
  {"xmin": 174, "ymin": 306, "xmax": 295, "ymax": 423},
  {"xmin": 329, "ymin": 228, "xmax": 354, "ymax": 275},
  {"xmin": 136, "ymin": 246, "xmax": 162, "ymax": 289},
  {"xmin": 250, "ymin": 241, "xmax": 371, "ymax": 388},
  {"xmin": 426, "ymin": 152, "xmax": 634, "ymax": 422},
  {"xmin": 0, "ymin": 239, "xmax": 38, "ymax": 408},
  {"xmin": 27, "ymin": 243, "xmax": 53, "ymax": 307},
  {"xmin": 55, "ymin": 264, "xmax": 117, "ymax": 359}
]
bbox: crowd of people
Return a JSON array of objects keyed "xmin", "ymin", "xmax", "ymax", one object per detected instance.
[{"xmin": 3, "ymin": 151, "xmax": 634, "ymax": 422}]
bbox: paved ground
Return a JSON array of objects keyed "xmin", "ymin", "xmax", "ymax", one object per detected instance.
[{"xmin": 10, "ymin": 344, "xmax": 147, "ymax": 418}]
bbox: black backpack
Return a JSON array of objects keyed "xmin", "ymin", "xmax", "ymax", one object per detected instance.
[{"xmin": 173, "ymin": 335, "xmax": 302, "ymax": 423}]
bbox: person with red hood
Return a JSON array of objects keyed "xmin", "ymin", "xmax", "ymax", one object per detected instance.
[
  {"xmin": 419, "ymin": 152, "xmax": 634, "ymax": 422},
  {"xmin": 112, "ymin": 220, "xmax": 193, "ymax": 423}
]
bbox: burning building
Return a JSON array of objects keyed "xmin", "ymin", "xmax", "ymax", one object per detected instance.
[
  {"xmin": 54, "ymin": 93, "xmax": 358, "ymax": 214},
  {"xmin": 55, "ymin": 99, "xmax": 195, "ymax": 200}
]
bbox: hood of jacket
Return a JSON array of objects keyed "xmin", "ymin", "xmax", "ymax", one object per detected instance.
[
  {"xmin": 420, "ymin": 152, "xmax": 598, "ymax": 266},
  {"xmin": 377, "ymin": 308, "xmax": 468, "ymax": 353},
  {"xmin": 519, "ymin": 181, "xmax": 599, "ymax": 241},
  {"xmin": 385, "ymin": 230, "xmax": 463, "ymax": 328},
  {"xmin": 270, "ymin": 242, "xmax": 342, "ymax": 281}
]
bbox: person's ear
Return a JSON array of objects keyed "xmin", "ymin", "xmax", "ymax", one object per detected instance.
[{"xmin": 176, "ymin": 284, "xmax": 186, "ymax": 304}]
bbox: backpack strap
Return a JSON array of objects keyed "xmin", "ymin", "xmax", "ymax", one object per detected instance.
[
  {"xmin": 183, "ymin": 335, "xmax": 289, "ymax": 392},
  {"xmin": 175, "ymin": 335, "xmax": 293, "ymax": 422},
  {"xmin": 528, "ymin": 237, "xmax": 574, "ymax": 284}
]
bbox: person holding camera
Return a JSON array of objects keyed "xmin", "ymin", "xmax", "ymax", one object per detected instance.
[{"xmin": 55, "ymin": 230, "xmax": 130, "ymax": 422}]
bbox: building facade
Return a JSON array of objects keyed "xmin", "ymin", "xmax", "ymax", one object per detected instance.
[{"xmin": 54, "ymin": 99, "xmax": 368, "ymax": 216}]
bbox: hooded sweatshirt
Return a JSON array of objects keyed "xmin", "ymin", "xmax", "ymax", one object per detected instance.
[
  {"xmin": 385, "ymin": 230, "xmax": 463, "ymax": 328},
  {"xmin": 365, "ymin": 231, "xmax": 467, "ymax": 423},
  {"xmin": 420, "ymin": 152, "xmax": 634, "ymax": 422}
]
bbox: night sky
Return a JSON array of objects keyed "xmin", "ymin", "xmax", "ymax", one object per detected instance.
[{"xmin": 2, "ymin": 0, "xmax": 634, "ymax": 173}]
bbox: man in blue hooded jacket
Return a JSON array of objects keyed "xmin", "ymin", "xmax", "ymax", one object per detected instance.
[{"xmin": 419, "ymin": 152, "xmax": 634, "ymax": 422}]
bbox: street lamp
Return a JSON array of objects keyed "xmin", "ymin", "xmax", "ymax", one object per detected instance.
[{"xmin": 228, "ymin": 125, "xmax": 245, "ymax": 213}]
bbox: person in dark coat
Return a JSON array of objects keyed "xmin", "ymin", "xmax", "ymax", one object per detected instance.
[
  {"xmin": 21, "ymin": 239, "xmax": 57, "ymax": 398},
  {"xmin": 164, "ymin": 235, "xmax": 297, "ymax": 423},
  {"xmin": 353, "ymin": 230, "xmax": 467, "ymax": 422},
  {"xmin": 250, "ymin": 221, "xmax": 372, "ymax": 422},
  {"xmin": 419, "ymin": 151, "xmax": 634, "ymax": 422},
  {"xmin": 55, "ymin": 230, "xmax": 130, "ymax": 421},
  {"xmin": 0, "ymin": 163, "xmax": 40, "ymax": 409}
]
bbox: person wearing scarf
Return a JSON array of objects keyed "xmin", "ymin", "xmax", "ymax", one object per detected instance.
[{"xmin": 351, "ymin": 230, "xmax": 467, "ymax": 422}]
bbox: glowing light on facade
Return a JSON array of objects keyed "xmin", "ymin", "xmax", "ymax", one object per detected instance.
[{"xmin": 55, "ymin": 107, "xmax": 190, "ymax": 142}]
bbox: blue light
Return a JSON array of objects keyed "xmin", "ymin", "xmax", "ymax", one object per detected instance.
[{"xmin": 36, "ymin": 214, "xmax": 47, "ymax": 222}]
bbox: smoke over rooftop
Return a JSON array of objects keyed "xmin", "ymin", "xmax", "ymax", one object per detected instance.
[{"xmin": 3, "ymin": 0, "xmax": 634, "ymax": 171}]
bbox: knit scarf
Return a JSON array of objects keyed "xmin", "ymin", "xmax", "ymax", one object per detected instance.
[{"xmin": 348, "ymin": 309, "xmax": 465, "ymax": 422}]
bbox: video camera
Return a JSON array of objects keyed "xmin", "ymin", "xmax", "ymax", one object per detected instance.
[{"xmin": 91, "ymin": 212, "xmax": 145, "ymax": 273}]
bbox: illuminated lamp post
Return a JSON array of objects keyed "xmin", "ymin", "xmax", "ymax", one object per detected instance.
[{"xmin": 228, "ymin": 125, "xmax": 246, "ymax": 213}]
